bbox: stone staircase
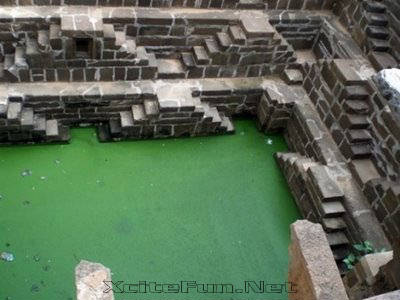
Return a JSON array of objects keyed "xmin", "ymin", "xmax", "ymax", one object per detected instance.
[
  {"xmin": 0, "ymin": 18, "xmax": 156, "ymax": 82},
  {"xmin": 0, "ymin": 100, "xmax": 69, "ymax": 144},
  {"xmin": 180, "ymin": 20, "xmax": 295, "ymax": 78},
  {"xmin": 99, "ymin": 85, "xmax": 234, "ymax": 141},
  {"xmin": 362, "ymin": 0, "xmax": 398, "ymax": 70},
  {"xmin": 313, "ymin": 59, "xmax": 375, "ymax": 161},
  {"xmin": 0, "ymin": 77, "xmax": 248, "ymax": 144},
  {"xmin": 275, "ymin": 152, "xmax": 351, "ymax": 273}
]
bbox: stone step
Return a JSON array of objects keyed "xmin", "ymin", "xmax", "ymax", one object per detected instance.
[
  {"xmin": 96, "ymin": 123, "xmax": 112, "ymax": 142},
  {"xmin": 20, "ymin": 108, "xmax": 34, "ymax": 130},
  {"xmin": 368, "ymin": 51, "xmax": 398, "ymax": 71},
  {"xmin": 45, "ymin": 119, "xmax": 59, "ymax": 137},
  {"xmin": 117, "ymin": 39, "xmax": 136, "ymax": 59},
  {"xmin": 181, "ymin": 52, "xmax": 195, "ymax": 68},
  {"xmin": 14, "ymin": 46, "xmax": 28, "ymax": 68},
  {"xmin": 37, "ymin": 30, "xmax": 50, "ymax": 51},
  {"xmin": 239, "ymin": 16, "xmax": 275, "ymax": 38},
  {"xmin": 327, "ymin": 232, "xmax": 349, "ymax": 247},
  {"xmin": 282, "ymin": 69, "xmax": 303, "ymax": 85},
  {"xmin": 307, "ymin": 165, "xmax": 345, "ymax": 202},
  {"xmin": 220, "ymin": 116, "xmax": 235, "ymax": 133},
  {"xmin": 322, "ymin": 217, "xmax": 347, "ymax": 232},
  {"xmin": 143, "ymin": 100, "xmax": 159, "ymax": 117},
  {"xmin": 7, "ymin": 102, "xmax": 22, "ymax": 120},
  {"xmin": 157, "ymin": 59, "xmax": 185, "ymax": 79},
  {"xmin": 340, "ymin": 114, "xmax": 370, "ymax": 129},
  {"xmin": 120, "ymin": 111, "xmax": 134, "ymax": 129},
  {"xmin": 115, "ymin": 31, "xmax": 126, "ymax": 47},
  {"xmin": 366, "ymin": 26, "xmax": 390, "ymax": 40},
  {"xmin": 4, "ymin": 54, "xmax": 14, "ymax": 70},
  {"xmin": 321, "ymin": 201, "xmax": 346, "ymax": 217},
  {"xmin": 136, "ymin": 46, "xmax": 152, "ymax": 65},
  {"xmin": 349, "ymin": 159, "xmax": 381, "ymax": 186},
  {"xmin": 347, "ymin": 129, "xmax": 372, "ymax": 143},
  {"xmin": 49, "ymin": 24, "xmax": 62, "ymax": 50},
  {"xmin": 332, "ymin": 244, "xmax": 350, "ymax": 261},
  {"xmin": 237, "ymin": 0, "xmax": 265, "ymax": 9},
  {"xmin": 228, "ymin": 25, "xmax": 246, "ymax": 45},
  {"xmin": 216, "ymin": 32, "xmax": 232, "ymax": 51},
  {"xmin": 366, "ymin": 12, "xmax": 389, "ymax": 27},
  {"xmin": 33, "ymin": 115, "xmax": 46, "ymax": 136},
  {"xmin": 204, "ymin": 38, "xmax": 220, "ymax": 56},
  {"xmin": 131, "ymin": 104, "xmax": 147, "ymax": 123},
  {"xmin": 343, "ymin": 100, "xmax": 370, "ymax": 114},
  {"xmin": 109, "ymin": 119, "xmax": 122, "ymax": 138},
  {"xmin": 275, "ymin": 152, "xmax": 302, "ymax": 165},
  {"xmin": 26, "ymin": 38, "xmax": 40, "ymax": 56},
  {"xmin": 103, "ymin": 24, "xmax": 116, "ymax": 44},
  {"xmin": 341, "ymin": 85, "xmax": 370, "ymax": 100},
  {"xmin": 349, "ymin": 143, "xmax": 373, "ymax": 159},
  {"xmin": 193, "ymin": 46, "xmax": 210, "ymax": 65},
  {"xmin": 367, "ymin": 38, "xmax": 390, "ymax": 52},
  {"xmin": 331, "ymin": 59, "xmax": 365, "ymax": 85},
  {"xmin": 207, "ymin": 106, "xmax": 222, "ymax": 124},
  {"xmin": 363, "ymin": 1, "xmax": 387, "ymax": 14}
]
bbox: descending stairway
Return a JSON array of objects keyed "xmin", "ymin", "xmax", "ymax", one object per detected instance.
[
  {"xmin": 275, "ymin": 152, "xmax": 351, "ymax": 274},
  {"xmin": 312, "ymin": 59, "xmax": 376, "ymax": 161},
  {"xmin": 180, "ymin": 19, "xmax": 295, "ymax": 78},
  {"xmin": 98, "ymin": 84, "xmax": 234, "ymax": 141},
  {"xmin": 362, "ymin": 0, "xmax": 398, "ymax": 70},
  {"xmin": 0, "ymin": 100, "xmax": 69, "ymax": 144}
]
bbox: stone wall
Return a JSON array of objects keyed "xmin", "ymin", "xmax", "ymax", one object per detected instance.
[
  {"xmin": 296, "ymin": 55, "xmax": 400, "ymax": 248},
  {"xmin": 0, "ymin": 7, "xmax": 299, "ymax": 83},
  {"xmin": 0, "ymin": 77, "xmax": 288, "ymax": 144},
  {"xmin": 267, "ymin": 11, "xmax": 323, "ymax": 50},
  {"xmin": 0, "ymin": 0, "xmax": 335, "ymax": 10}
]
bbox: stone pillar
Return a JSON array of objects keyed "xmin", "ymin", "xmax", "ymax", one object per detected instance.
[
  {"xmin": 75, "ymin": 260, "xmax": 114, "ymax": 300},
  {"xmin": 288, "ymin": 220, "xmax": 349, "ymax": 300}
]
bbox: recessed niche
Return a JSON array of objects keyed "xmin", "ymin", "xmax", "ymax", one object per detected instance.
[{"xmin": 75, "ymin": 38, "xmax": 92, "ymax": 59}]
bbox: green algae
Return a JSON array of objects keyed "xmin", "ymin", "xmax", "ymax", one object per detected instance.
[{"xmin": 0, "ymin": 119, "xmax": 299, "ymax": 300}]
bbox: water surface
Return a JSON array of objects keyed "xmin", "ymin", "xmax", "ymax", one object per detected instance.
[{"xmin": 0, "ymin": 119, "xmax": 299, "ymax": 300}]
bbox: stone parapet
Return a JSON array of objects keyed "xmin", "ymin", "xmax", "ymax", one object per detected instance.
[
  {"xmin": 288, "ymin": 219, "xmax": 348, "ymax": 300},
  {"xmin": 0, "ymin": 0, "xmax": 335, "ymax": 10}
]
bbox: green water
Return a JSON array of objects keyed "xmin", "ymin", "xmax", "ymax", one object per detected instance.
[{"xmin": 0, "ymin": 119, "xmax": 299, "ymax": 300}]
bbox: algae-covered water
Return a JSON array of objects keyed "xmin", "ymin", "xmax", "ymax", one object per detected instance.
[{"xmin": 0, "ymin": 119, "xmax": 299, "ymax": 300}]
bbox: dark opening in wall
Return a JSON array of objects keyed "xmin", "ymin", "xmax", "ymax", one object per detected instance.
[{"xmin": 75, "ymin": 38, "xmax": 92, "ymax": 58}]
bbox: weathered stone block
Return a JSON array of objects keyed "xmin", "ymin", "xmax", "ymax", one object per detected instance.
[
  {"xmin": 75, "ymin": 260, "xmax": 114, "ymax": 300},
  {"xmin": 288, "ymin": 220, "xmax": 348, "ymax": 300}
]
